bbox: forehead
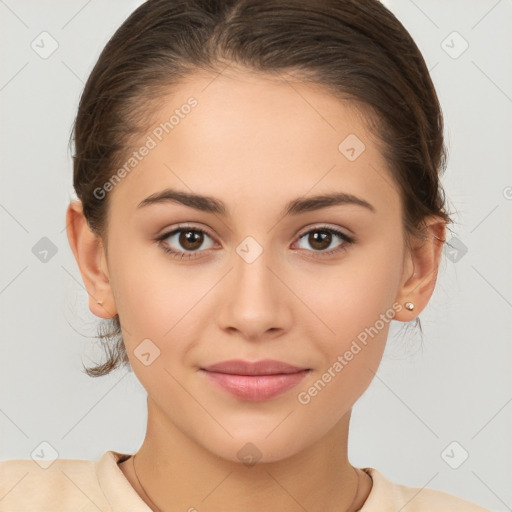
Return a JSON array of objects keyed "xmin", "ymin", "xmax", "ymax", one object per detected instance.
[{"xmin": 109, "ymin": 68, "xmax": 400, "ymax": 219}]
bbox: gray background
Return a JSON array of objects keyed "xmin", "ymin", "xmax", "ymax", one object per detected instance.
[{"xmin": 0, "ymin": 0, "xmax": 511, "ymax": 510}]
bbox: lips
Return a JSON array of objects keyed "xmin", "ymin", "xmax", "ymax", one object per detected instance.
[
  {"xmin": 201, "ymin": 359, "xmax": 308, "ymax": 375},
  {"xmin": 200, "ymin": 359, "xmax": 311, "ymax": 401}
]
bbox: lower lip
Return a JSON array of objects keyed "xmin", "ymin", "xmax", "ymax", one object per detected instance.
[{"xmin": 200, "ymin": 370, "xmax": 310, "ymax": 401}]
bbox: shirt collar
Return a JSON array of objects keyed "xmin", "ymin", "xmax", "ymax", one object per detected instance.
[{"xmin": 95, "ymin": 450, "xmax": 394, "ymax": 512}]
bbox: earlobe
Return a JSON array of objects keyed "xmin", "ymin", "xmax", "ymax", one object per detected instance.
[
  {"xmin": 65, "ymin": 201, "xmax": 117, "ymax": 319},
  {"xmin": 394, "ymin": 216, "xmax": 446, "ymax": 322}
]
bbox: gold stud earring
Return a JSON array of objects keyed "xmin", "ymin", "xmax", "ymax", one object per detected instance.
[{"xmin": 404, "ymin": 302, "xmax": 415, "ymax": 311}]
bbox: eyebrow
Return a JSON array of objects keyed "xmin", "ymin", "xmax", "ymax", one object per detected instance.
[{"xmin": 137, "ymin": 187, "xmax": 376, "ymax": 217}]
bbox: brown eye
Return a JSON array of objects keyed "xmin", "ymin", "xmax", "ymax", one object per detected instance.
[
  {"xmin": 295, "ymin": 226, "xmax": 354, "ymax": 256},
  {"xmin": 178, "ymin": 230, "xmax": 205, "ymax": 251},
  {"xmin": 307, "ymin": 230, "xmax": 332, "ymax": 251},
  {"xmin": 156, "ymin": 225, "xmax": 216, "ymax": 259}
]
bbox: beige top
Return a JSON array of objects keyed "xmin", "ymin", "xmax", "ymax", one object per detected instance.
[{"xmin": 0, "ymin": 450, "xmax": 490, "ymax": 511}]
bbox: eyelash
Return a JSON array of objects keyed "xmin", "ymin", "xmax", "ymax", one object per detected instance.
[{"xmin": 155, "ymin": 224, "xmax": 354, "ymax": 261}]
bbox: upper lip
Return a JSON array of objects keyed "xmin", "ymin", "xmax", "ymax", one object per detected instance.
[{"xmin": 201, "ymin": 359, "xmax": 309, "ymax": 375}]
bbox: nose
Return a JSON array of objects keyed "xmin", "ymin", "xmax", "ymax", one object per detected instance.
[{"xmin": 215, "ymin": 244, "xmax": 292, "ymax": 341}]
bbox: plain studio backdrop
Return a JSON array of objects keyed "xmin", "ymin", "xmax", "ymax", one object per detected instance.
[{"xmin": 0, "ymin": 1, "xmax": 511, "ymax": 510}]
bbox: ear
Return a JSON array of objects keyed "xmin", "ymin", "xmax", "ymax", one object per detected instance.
[
  {"xmin": 393, "ymin": 216, "xmax": 446, "ymax": 321},
  {"xmin": 65, "ymin": 201, "xmax": 117, "ymax": 319}
]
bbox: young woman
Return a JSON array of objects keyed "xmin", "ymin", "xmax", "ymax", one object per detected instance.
[{"xmin": 0, "ymin": 0, "xmax": 491, "ymax": 510}]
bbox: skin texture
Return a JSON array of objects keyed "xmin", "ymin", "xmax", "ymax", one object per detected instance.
[{"xmin": 67, "ymin": 67, "xmax": 445, "ymax": 512}]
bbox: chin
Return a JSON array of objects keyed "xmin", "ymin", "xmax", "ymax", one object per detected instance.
[{"xmin": 196, "ymin": 428, "xmax": 316, "ymax": 466}]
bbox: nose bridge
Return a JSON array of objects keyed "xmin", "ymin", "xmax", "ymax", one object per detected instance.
[
  {"xmin": 216, "ymin": 235, "xmax": 289, "ymax": 336},
  {"xmin": 232, "ymin": 235, "xmax": 278, "ymax": 304}
]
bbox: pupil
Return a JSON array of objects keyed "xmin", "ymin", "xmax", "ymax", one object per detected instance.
[
  {"xmin": 181, "ymin": 230, "xmax": 202, "ymax": 250},
  {"xmin": 311, "ymin": 231, "xmax": 330, "ymax": 250}
]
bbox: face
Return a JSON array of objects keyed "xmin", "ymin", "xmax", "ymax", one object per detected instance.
[{"xmin": 100, "ymin": 68, "xmax": 411, "ymax": 463}]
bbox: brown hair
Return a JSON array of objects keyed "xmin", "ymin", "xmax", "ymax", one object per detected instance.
[{"xmin": 71, "ymin": 0, "xmax": 451, "ymax": 377}]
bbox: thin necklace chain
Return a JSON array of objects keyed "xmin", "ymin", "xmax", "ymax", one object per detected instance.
[
  {"xmin": 131, "ymin": 453, "xmax": 365, "ymax": 512},
  {"xmin": 132, "ymin": 453, "xmax": 163, "ymax": 512}
]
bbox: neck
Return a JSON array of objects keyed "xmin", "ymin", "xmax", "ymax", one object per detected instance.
[{"xmin": 121, "ymin": 399, "xmax": 372, "ymax": 512}]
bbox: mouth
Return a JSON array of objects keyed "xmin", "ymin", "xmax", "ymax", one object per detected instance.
[{"xmin": 199, "ymin": 359, "xmax": 311, "ymax": 401}]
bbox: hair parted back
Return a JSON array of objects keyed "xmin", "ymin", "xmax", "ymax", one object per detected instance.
[{"xmin": 71, "ymin": 0, "xmax": 451, "ymax": 377}]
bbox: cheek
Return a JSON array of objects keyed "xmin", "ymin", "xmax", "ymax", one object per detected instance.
[
  {"xmin": 109, "ymin": 244, "xmax": 219, "ymax": 366},
  {"xmin": 299, "ymin": 236, "xmax": 404, "ymax": 345},
  {"xmin": 292, "ymin": 235, "xmax": 404, "ymax": 409},
  {"xmin": 107, "ymin": 244, "xmax": 180, "ymax": 340}
]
